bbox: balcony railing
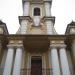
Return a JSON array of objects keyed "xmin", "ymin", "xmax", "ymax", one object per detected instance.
[{"xmin": 20, "ymin": 68, "xmax": 52, "ymax": 75}]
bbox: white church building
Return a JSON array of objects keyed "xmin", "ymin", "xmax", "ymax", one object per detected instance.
[{"xmin": 0, "ymin": 0, "xmax": 75, "ymax": 75}]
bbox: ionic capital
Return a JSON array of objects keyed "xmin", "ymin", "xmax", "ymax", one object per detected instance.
[
  {"xmin": 15, "ymin": 44, "xmax": 24, "ymax": 50},
  {"xmin": 50, "ymin": 40, "xmax": 66, "ymax": 49},
  {"xmin": 7, "ymin": 44, "xmax": 15, "ymax": 49},
  {"xmin": 50, "ymin": 43, "xmax": 66, "ymax": 50}
]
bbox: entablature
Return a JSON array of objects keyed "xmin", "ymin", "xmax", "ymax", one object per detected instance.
[{"xmin": 0, "ymin": 34, "xmax": 75, "ymax": 52}]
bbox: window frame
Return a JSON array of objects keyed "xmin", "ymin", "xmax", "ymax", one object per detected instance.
[{"xmin": 34, "ymin": 7, "xmax": 40, "ymax": 16}]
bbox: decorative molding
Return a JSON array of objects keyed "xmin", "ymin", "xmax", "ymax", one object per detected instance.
[
  {"xmin": 9, "ymin": 40, "xmax": 23, "ymax": 44},
  {"xmin": 50, "ymin": 40, "xmax": 66, "ymax": 49},
  {"xmin": 51, "ymin": 40, "xmax": 64, "ymax": 44},
  {"xmin": 44, "ymin": 0, "xmax": 52, "ymax": 2},
  {"xmin": 7, "ymin": 40, "xmax": 23, "ymax": 49},
  {"xmin": 19, "ymin": 16, "xmax": 32, "ymax": 25},
  {"xmin": 42, "ymin": 16, "xmax": 55, "ymax": 24},
  {"xmin": 50, "ymin": 44, "xmax": 66, "ymax": 49}
]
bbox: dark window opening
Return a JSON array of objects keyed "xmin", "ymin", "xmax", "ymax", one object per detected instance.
[{"xmin": 34, "ymin": 8, "xmax": 40, "ymax": 16}]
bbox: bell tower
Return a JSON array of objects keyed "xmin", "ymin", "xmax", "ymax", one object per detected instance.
[{"xmin": 17, "ymin": 0, "xmax": 56, "ymax": 34}]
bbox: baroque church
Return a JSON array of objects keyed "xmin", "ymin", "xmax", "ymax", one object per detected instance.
[{"xmin": 0, "ymin": 0, "xmax": 75, "ymax": 75}]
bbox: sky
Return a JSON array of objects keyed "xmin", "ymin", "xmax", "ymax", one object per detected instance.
[{"xmin": 0, "ymin": 0, "xmax": 75, "ymax": 34}]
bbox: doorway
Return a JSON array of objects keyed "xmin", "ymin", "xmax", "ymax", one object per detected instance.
[{"xmin": 31, "ymin": 56, "xmax": 42, "ymax": 75}]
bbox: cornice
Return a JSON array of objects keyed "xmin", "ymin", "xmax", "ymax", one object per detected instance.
[
  {"xmin": 42, "ymin": 16, "xmax": 55, "ymax": 24},
  {"xmin": 43, "ymin": 0, "xmax": 52, "ymax": 4},
  {"xmin": 19, "ymin": 16, "xmax": 32, "ymax": 25},
  {"xmin": 0, "ymin": 34, "xmax": 75, "ymax": 43},
  {"xmin": 44, "ymin": 0, "xmax": 52, "ymax": 1}
]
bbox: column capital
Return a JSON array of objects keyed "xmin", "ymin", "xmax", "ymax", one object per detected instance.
[
  {"xmin": 7, "ymin": 44, "xmax": 24, "ymax": 51},
  {"xmin": 15, "ymin": 44, "xmax": 24, "ymax": 50},
  {"xmin": 7, "ymin": 40, "xmax": 24, "ymax": 48},
  {"xmin": 50, "ymin": 44, "xmax": 58, "ymax": 49},
  {"xmin": 50, "ymin": 43, "xmax": 66, "ymax": 49},
  {"xmin": 42, "ymin": 16, "xmax": 55, "ymax": 24},
  {"xmin": 7, "ymin": 44, "xmax": 15, "ymax": 48},
  {"xmin": 19, "ymin": 16, "xmax": 32, "ymax": 24}
]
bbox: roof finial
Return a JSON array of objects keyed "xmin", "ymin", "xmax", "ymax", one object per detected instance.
[
  {"xmin": 69, "ymin": 20, "xmax": 75, "ymax": 25},
  {"xmin": 72, "ymin": 20, "xmax": 74, "ymax": 22}
]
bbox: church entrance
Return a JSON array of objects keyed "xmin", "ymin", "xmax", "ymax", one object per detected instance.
[{"xmin": 31, "ymin": 56, "xmax": 42, "ymax": 75}]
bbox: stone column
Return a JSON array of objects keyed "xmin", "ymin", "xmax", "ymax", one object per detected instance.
[
  {"xmin": 3, "ymin": 45, "xmax": 14, "ymax": 75},
  {"xmin": 66, "ymin": 50, "xmax": 74, "ymax": 75},
  {"xmin": 23, "ymin": 1, "xmax": 30, "ymax": 16},
  {"xmin": 59, "ymin": 45, "xmax": 70, "ymax": 75},
  {"xmin": 0, "ymin": 43, "xmax": 2, "ymax": 64},
  {"xmin": 0, "ymin": 50, "xmax": 7, "ymax": 75},
  {"xmin": 72, "ymin": 41, "xmax": 75, "ymax": 63},
  {"xmin": 44, "ymin": 1, "xmax": 51, "ymax": 17},
  {"xmin": 48, "ymin": 49, "xmax": 52, "ymax": 75},
  {"xmin": 72, "ymin": 41, "xmax": 75, "ymax": 74},
  {"xmin": 51, "ymin": 46, "xmax": 61, "ymax": 75},
  {"xmin": 13, "ymin": 46, "xmax": 23, "ymax": 75},
  {"xmin": 42, "ymin": 53, "xmax": 46, "ymax": 75}
]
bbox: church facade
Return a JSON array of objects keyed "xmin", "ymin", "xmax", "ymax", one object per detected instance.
[{"xmin": 0, "ymin": 0, "xmax": 75, "ymax": 75}]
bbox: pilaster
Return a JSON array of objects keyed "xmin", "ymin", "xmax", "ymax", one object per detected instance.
[
  {"xmin": 48, "ymin": 48, "xmax": 52, "ymax": 75},
  {"xmin": 0, "ymin": 41, "xmax": 3, "ymax": 75},
  {"xmin": 44, "ymin": 0, "xmax": 52, "ymax": 17},
  {"xmin": 19, "ymin": 16, "xmax": 32, "ymax": 34},
  {"xmin": 42, "ymin": 16, "xmax": 56, "ymax": 34},
  {"xmin": 0, "ymin": 41, "xmax": 2, "ymax": 64},
  {"xmin": 23, "ymin": 1, "xmax": 30, "ymax": 16},
  {"xmin": 71, "ymin": 40, "xmax": 75, "ymax": 72}
]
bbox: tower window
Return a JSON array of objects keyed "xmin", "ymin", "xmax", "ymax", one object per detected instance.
[{"xmin": 34, "ymin": 8, "xmax": 40, "ymax": 16}]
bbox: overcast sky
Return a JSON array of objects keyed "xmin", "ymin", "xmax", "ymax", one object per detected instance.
[{"xmin": 0, "ymin": 0, "xmax": 75, "ymax": 34}]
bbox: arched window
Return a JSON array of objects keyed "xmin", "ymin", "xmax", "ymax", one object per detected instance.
[{"xmin": 34, "ymin": 8, "xmax": 40, "ymax": 16}]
